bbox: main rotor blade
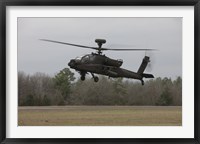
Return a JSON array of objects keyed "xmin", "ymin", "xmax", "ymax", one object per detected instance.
[
  {"xmin": 40, "ymin": 39, "xmax": 157, "ymax": 52},
  {"xmin": 101, "ymin": 48, "xmax": 157, "ymax": 51},
  {"xmin": 40, "ymin": 39, "xmax": 99, "ymax": 50}
]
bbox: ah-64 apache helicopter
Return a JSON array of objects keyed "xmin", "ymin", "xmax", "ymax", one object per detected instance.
[{"xmin": 40, "ymin": 39, "xmax": 155, "ymax": 85}]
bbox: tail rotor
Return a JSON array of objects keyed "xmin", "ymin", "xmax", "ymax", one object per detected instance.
[{"xmin": 144, "ymin": 50, "xmax": 156, "ymax": 72}]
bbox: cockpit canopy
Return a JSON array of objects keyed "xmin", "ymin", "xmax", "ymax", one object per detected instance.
[
  {"xmin": 75, "ymin": 55, "xmax": 84, "ymax": 61},
  {"xmin": 75, "ymin": 55, "xmax": 90, "ymax": 63}
]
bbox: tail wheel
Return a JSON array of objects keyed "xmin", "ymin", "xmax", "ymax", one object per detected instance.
[
  {"xmin": 94, "ymin": 76, "xmax": 99, "ymax": 82},
  {"xmin": 141, "ymin": 80, "xmax": 144, "ymax": 85}
]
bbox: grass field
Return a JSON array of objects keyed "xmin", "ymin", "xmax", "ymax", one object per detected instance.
[{"xmin": 18, "ymin": 106, "xmax": 182, "ymax": 126}]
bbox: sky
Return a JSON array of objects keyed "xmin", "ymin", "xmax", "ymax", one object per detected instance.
[{"xmin": 18, "ymin": 17, "xmax": 182, "ymax": 80}]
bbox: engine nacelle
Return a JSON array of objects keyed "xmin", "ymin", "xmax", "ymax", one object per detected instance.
[
  {"xmin": 104, "ymin": 58, "xmax": 123, "ymax": 67},
  {"xmin": 106, "ymin": 70, "xmax": 118, "ymax": 77}
]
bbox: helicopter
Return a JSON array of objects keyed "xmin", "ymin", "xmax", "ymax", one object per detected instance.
[{"xmin": 40, "ymin": 38, "xmax": 155, "ymax": 85}]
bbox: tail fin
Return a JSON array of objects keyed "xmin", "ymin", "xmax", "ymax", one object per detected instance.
[
  {"xmin": 137, "ymin": 56, "xmax": 150, "ymax": 74},
  {"xmin": 138, "ymin": 56, "xmax": 154, "ymax": 86}
]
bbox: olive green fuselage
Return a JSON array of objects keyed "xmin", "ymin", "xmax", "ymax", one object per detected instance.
[
  {"xmin": 76, "ymin": 64, "xmax": 142, "ymax": 80},
  {"xmin": 68, "ymin": 53, "xmax": 143, "ymax": 80}
]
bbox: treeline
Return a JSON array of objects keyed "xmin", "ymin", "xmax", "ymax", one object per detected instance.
[{"xmin": 18, "ymin": 68, "xmax": 182, "ymax": 106}]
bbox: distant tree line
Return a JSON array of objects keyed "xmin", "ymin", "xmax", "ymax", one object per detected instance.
[{"xmin": 18, "ymin": 68, "xmax": 182, "ymax": 106}]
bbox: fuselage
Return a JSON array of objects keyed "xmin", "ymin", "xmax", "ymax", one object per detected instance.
[
  {"xmin": 70, "ymin": 53, "xmax": 123, "ymax": 67},
  {"xmin": 68, "ymin": 53, "xmax": 142, "ymax": 80}
]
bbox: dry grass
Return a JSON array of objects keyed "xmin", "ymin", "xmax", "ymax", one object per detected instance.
[{"xmin": 18, "ymin": 106, "xmax": 182, "ymax": 126}]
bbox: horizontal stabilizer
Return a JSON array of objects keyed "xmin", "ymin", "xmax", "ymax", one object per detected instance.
[{"xmin": 142, "ymin": 73, "xmax": 154, "ymax": 78}]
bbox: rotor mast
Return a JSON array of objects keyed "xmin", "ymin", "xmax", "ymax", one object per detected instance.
[{"xmin": 95, "ymin": 39, "xmax": 106, "ymax": 55}]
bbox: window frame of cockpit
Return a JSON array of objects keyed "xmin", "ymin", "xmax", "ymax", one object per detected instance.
[{"xmin": 81, "ymin": 55, "xmax": 90, "ymax": 63}]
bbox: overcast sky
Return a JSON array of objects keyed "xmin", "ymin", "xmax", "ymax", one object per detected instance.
[{"xmin": 18, "ymin": 17, "xmax": 182, "ymax": 80}]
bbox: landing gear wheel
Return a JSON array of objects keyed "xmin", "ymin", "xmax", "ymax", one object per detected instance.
[
  {"xmin": 94, "ymin": 76, "xmax": 99, "ymax": 82},
  {"xmin": 81, "ymin": 75, "xmax": 85, "ymax": 81},
  {"xmin": 80, "ymin": 72, "xmax": 86, "ymax": 81},
  {"xmin": 141, "ymin": 80, "xmax": 144, "ymax": 85}
]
